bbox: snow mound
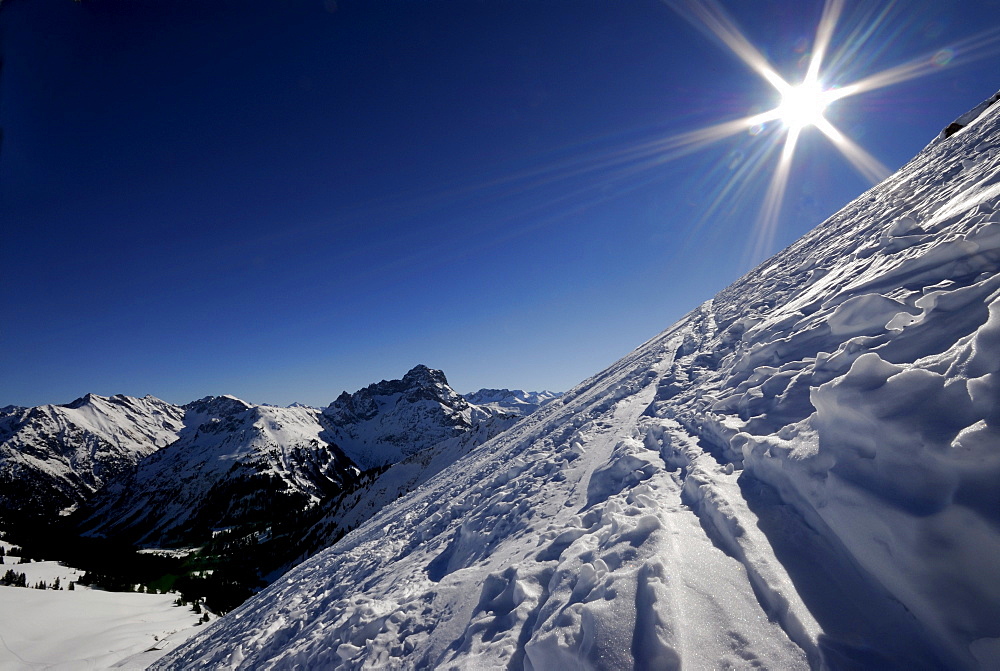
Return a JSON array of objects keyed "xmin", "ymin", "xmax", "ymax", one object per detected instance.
[{"xmin": 157, "ymin": 92, "xmax": 1000, "ymax": 670}]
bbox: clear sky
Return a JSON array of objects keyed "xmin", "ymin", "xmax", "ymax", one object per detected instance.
[{"xmin": 2, "ymin": 0, "xmax": 998, "ymax": 408}]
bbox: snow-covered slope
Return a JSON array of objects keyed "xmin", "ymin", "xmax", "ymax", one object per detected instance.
[
  {"xmin": 289, "ymin": 411, "xmax": 521, "ymax": 572},
  {"xmin": 78, "ymin": 396, "xmax": 357, "ymax": 546},
  {"xmin": 463, "ymin": 389, "xmax": 563, "ymax": 416},
  {"xmin": 157, "ymin": 92, "xmax": 1000, "ymax": 670},
  {"xmin": 322, "ymin": 365, "xmax": 515, "ymax": 469},
  {"xmin": 0, "ymin": 394, "xmax": 184, "ymax": 521}
]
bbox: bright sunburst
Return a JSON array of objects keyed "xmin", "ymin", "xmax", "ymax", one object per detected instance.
[
  {"xmin": 659, "ymin": 0, "xmax": 1000, "ymax": 260},
  {"xmin": 452, "ymin": 1, "xmax": 1000, "ymax": 266},
  {"xmin": 776, "ymin": 81, "xmax": 832, "ymax": 131}
]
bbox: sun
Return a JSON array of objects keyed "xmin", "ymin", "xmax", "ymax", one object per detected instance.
[
  {"xmin": 654, "ymin": 0, "xmax": 1000, "ymax": 260},
  {"xmin": 776, "ymin": 81, "xmax": 832, "ymax": 130}
]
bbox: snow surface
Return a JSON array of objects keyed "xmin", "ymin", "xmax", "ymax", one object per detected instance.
[
  {"xmin": 155, "ymin": 91, "xmax": 1000, "ymax": 669},
  {"xmin": 0, "ymin": 542, "xmax": 203, "ymax": 670}
]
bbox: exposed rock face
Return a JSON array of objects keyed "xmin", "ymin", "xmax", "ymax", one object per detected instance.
[{"xmin": 322, "ymin": 365, "xmax": 515, "ymax": 469}]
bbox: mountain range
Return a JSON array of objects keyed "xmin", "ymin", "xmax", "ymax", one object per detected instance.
[{"xmin": 1, "ymin": 367, "xmax": 560, "ymax": 601}]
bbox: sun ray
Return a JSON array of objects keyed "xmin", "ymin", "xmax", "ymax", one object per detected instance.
[
  {"xmin": 663, "ymin": 0, "xmax": 789, "ymax": 94},
  {"xmin": 407, "ymin": 2, "xmax": 996, "ymax": 268},
  {"xmin": 653, "ymin": 110, "xmax": 782, "ymax": 153},
  {"xmin": 684, "ymin": 133, "xmax": 785, "ymax": 239},
  {"xmin": 821, "ymin": 2, "xmax": 897, "ymax": 84},
  {"xmin": 748, "ymin": 126, "xmax": 801, "ymax": 262},
  {"xmin": 437, "ymin": 109, "xmax": 782, "ymax": 210},
  {"xmin": 805, "ymin": 0, "xmax": 845, "ymax": 84},
  {"xmin": 814, "ymin": 117, "xmax": 890, "ymax": 182},
  {"xmin": 830, "ymin": 26, "xmax": 1000, "ymax": 102},
  {"xmin": 659, "ymin": 0, "xmax": 988, "ymax": 263}
]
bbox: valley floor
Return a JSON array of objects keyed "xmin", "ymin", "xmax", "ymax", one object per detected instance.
[{"xmin": 0, "ymin": 542, "xmax": 204, "ymax": 670}]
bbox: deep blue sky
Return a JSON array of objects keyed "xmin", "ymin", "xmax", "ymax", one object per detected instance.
[{"xmin": 2, "ymin": 0, "xmax": 998, "ymax": 407}]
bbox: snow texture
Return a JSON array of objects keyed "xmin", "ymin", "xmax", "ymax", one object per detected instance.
[{"xmin": 154, "ymin": 90, "xmax": 1000, "ymax": 669}]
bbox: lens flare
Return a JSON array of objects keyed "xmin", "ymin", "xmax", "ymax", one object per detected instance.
[{"xmin": 660, "ymin": 0, "xmax": 1000, "ymax": 262}]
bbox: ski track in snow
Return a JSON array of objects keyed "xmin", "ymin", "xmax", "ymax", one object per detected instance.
[{"xmin": 157, "ymin": 94, "xmax": 1000, "ymax": 669}]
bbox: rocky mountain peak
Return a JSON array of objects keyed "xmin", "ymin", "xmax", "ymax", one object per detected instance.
[
  {"xmin": 183, "ymin": 395, "xmax": 253, "ymax": 417},
  {"xmin": 401, "ymin": 364, "xmax": 448, "ymax": 387},
  {"xmin": 321, "ymin": 366, "xmax": 501, "ymax": 469},
  {"xmin": 326, "ymin": 365, "xmax": 467, "ymax": 424}
]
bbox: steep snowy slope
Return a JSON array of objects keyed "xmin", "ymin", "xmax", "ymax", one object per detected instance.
[
  {"xmin": 287, "ymin": 411, "xmax": 521, "ymax": 573},
  {"xmin": 323, "ymin": 365, "xmax": 515, "ymax": 469},
  {"xmin": 161, "ymin": 90, "xmax": 1000, "ymax": 670},
  {"xmin": 0, "ymin": 394, "xmax": 184, "ymax": 521}
]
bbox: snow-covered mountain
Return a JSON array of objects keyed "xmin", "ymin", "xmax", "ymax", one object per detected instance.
[
  {"xmin": 157, "ymin": 91, "xmax": 1000, "ymax": 670},
  {"xmin": 322, "ymin": 365, "xmax": 516, "ymax": 469},
  {"xmin": 0, "ymin": 394, "xmax": 184, "ymax": 522},
  {"xmin": 77, "ymin": 367, "xmax": 523, "ymax": 553},
  {"xmin": 463, "ymin": 388, "xmax": 563, "ymax": 416},
  {"xmin": 76, "ymin": 396, "xmax": 358, "ymax": 546}
]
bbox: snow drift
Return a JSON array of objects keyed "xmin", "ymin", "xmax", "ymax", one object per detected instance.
[{"xmin": 156, "ymin": 92, "xmax": 1000, "ymax": 669}]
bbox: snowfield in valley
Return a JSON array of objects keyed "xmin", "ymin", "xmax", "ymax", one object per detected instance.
[
  {"xmin": 0, "ymin": 541, "xmax": 204, "ymax": 670},
  {"xmin": 154, "ymin": 92, "xmax": 1000, "ymax": 671}
]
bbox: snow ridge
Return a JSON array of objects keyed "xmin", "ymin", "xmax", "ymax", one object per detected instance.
[
  {"xmin": 77, "ymin": 398, "xmax": 357, "ymax": 546},
  {"xmin": 463, "ymin": 389, "xmax": 563, "ymax": 416},
  {"xmin": 157, "ymin": 90, "xmax": 1000, "ymax": 670}
]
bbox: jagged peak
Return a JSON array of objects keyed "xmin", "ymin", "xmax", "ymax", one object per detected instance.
[
  {"xmin": 325, "ymin": 366, "xmax": 465, "ymax": 423},
  {"xmin": 401, "ymin": 364, "xmax": 449, "ymax": 387},
  {"xmin": 183, "ymin": 394, "xmax": 253, "ymax": 415}
]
